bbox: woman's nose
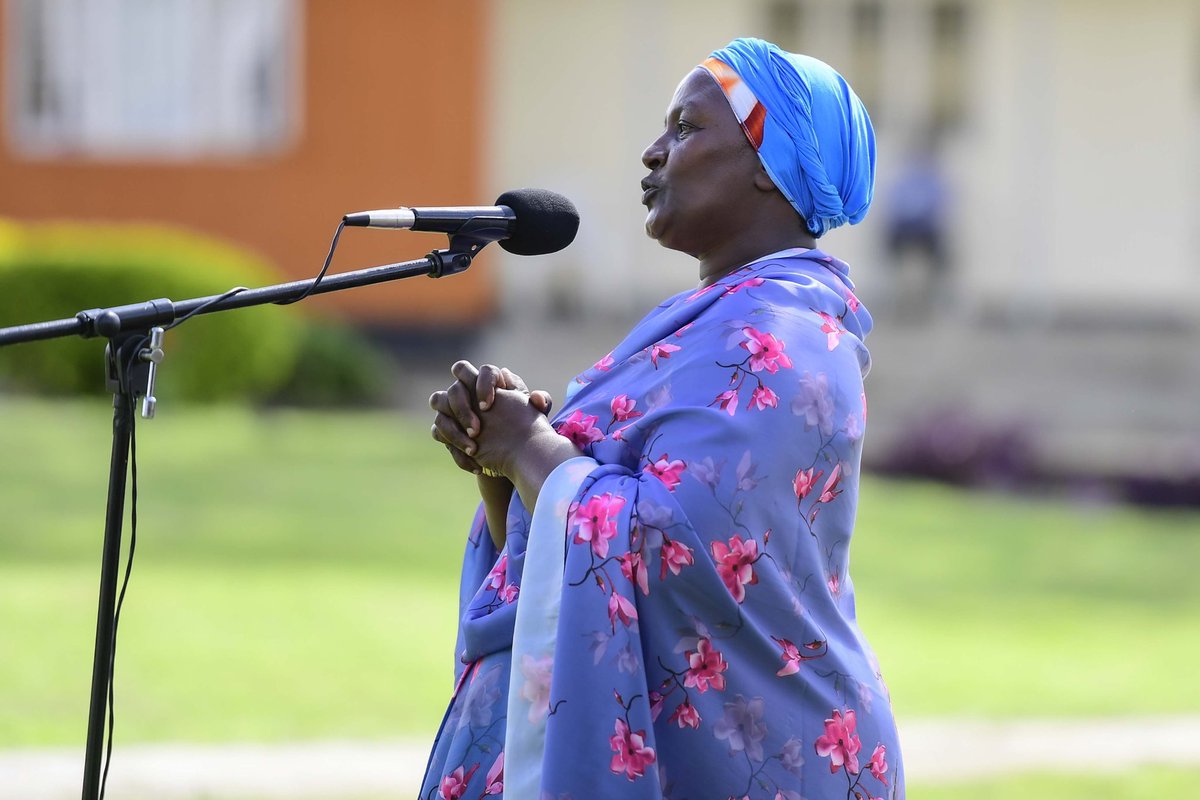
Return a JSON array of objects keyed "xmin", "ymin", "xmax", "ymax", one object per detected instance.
[{"xmin": 642, "ymin": 132, "xmax": 667, "ymax": 170}]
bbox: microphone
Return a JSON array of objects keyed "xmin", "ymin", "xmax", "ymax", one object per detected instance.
[{"xmin": 342, "ymin": 188, "xmax": 579, "ymax": 256}]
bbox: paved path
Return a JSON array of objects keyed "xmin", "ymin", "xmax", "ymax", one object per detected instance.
[{"xmin": 3, "ymin": 716, "xmax": 1200, "ymax": 799}]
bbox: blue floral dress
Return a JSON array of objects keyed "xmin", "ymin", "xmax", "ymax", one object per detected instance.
[{"xmin": 420, "ymin": 249, "xmax": 904, "ymax": 800}]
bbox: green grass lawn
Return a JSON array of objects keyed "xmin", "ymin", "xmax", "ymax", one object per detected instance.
[
  {"xmin": 2, "ymin": 396, "xmax": 1198, "ymax": 747},
  {"xmin": 911, "ymin": 767, "xmax": 1200, "ymax": 799}
]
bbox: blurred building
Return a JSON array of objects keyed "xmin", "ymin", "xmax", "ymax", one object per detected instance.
[
  {"xmin": 484, "ymin": 0, "xmax": 1200, "ymax": 484},
  {"xmin": 488, "ymin": 0, "xmax": 1200, "ymax": 323},
  {"xmin": 0, "ymin": 0, "xmax": 495, "ymax": 329},
  {"xmin": 3, "ymin": 0, "xmax": 1198, "ymax": 480}
]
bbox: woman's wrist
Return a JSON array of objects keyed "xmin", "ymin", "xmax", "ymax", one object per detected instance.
[{"xmin": 507, "ymin": 425, "xmax": 583, "ymax": 512}]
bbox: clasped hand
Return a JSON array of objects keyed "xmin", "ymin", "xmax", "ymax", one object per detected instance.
[{"xmin": 429, "ymin": 360, "xmax": 557, "ymax": 480}]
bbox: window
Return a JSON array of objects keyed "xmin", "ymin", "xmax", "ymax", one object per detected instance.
[
  {"xmin": 763, "ymin": 0, "xmax": 806, "ymax": 53},
  {"xmin": 5, "ymin": 0, "xmax": 300, "ymax": 159},
  {"xmin": 850, "ymin": 0, "xmax": 883, "ymax": 115},
  {"xmin": 931, "ymin": 0, "xmax": 968, "ymax": 129}
]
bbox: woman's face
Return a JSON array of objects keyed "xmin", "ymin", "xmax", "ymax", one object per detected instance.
[{"xmin": 641, "ymin": 68, "xmax": 764, "ymax": 257}]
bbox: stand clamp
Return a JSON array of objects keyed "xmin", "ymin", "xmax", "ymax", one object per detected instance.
[{"xmin": 105, "ymin": 326, "xmax": 167, "ymax": 419}]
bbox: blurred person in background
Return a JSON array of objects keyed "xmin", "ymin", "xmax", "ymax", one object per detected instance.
[
  {"xmin": 425, "ymin": 38, "xmax": 902, "ymax": 799},
  {"xmin": 883, "ymin": 128, "xmax": 953, "ymax": 322}
]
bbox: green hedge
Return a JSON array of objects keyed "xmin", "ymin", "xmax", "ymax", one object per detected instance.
[{"xmin": 0, "ymin": 221, "xmax": 303, "ymax": 402}]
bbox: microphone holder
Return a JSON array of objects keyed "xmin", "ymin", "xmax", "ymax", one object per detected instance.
[{"xmin": 0, "ymin": 235, "xmax": 489, "ymax": 800}]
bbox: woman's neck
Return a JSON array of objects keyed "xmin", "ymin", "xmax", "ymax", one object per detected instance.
[{"xmin": 697, "ymin": 230, "xmax": 818, "ymax": 286}]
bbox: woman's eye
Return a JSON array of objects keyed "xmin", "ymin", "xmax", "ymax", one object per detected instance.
[{"xmin": 676, "ymin": 121, "xmax": 694, "ymax": 138}]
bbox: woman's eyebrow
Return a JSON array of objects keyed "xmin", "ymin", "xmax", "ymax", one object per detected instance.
[{"xmin": 663, "ymin": 104, "xmax": 690, "ymax": 127}]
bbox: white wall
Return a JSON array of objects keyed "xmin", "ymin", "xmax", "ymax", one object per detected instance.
[{"xmin": 487, "ymin": 0, "xmax": 1200, "ymax": 323}]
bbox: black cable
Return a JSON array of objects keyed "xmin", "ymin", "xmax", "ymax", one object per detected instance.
[
  {"xmin": 166, "ymin": 286, "xmax": 249, "ymax": 331},
  {"xmin": 98, "ymin": 390, "xmax": 138, "ymax": 800},
  {"xmin": 275, "ymin": 219, "xmax": 345, "ymax": 305}
]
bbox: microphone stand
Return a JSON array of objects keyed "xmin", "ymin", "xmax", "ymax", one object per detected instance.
[{"xmin": 0, "ymin": 226, "xmax": 496, "ymax": 800}]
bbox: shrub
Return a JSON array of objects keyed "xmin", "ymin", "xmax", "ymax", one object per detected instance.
[
  {"xmin": 0, "ymin": 221, "xmax": 302, "ymax": 402},
  {"xmin": 269, "ymin": 319, "xmax": 395, "ymax": 407}
]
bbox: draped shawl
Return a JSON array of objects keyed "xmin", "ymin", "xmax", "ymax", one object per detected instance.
[{"xmin": 420, "ymin": 250, "xmax": 904, "ymax": 800}]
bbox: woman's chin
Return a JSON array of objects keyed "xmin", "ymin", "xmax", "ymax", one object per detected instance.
[{"xmin": 644, "ymin": 210, "xmax": 666, "ymax": 243}]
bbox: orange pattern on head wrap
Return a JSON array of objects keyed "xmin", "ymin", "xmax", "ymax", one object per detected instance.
[{"xmin": 701, "ymin": 56, "xmax": 766, "ymax": 150}]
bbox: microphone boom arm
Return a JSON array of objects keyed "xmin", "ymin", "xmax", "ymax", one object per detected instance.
[{"xmin": 0, "ymin": 238, "xmax": 489, "ymax": 346}]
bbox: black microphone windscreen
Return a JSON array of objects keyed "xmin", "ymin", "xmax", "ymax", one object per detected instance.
[{"xmin": 495, "ymin": 189, "xmax": 580, "ymax": 256}]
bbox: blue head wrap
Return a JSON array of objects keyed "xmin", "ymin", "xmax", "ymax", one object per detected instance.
[{"xmin": 703, "ymin": 38, "xmax": 876, "ymax": 237}]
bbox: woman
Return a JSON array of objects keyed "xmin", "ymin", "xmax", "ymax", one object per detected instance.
[{"xmin": 424, "ymin": 38, "xmax": 902, "ymax": 799}]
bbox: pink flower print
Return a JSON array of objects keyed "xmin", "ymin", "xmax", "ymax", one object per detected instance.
[
  {"xmin": 845, "ymin": 411, "xmax": 863, "ymax": 443},
  {"xmin": 519, "ymin": 654, "xmax": 553, "ymax": 724},
  {"xmin": 772, "ymin": 636, "xmax": 803, "ymax": 677},
  {"xmin": 609, "ymin": 718, "xmax": 657, "ymax": 780},
  {"xmin": 711, "ymin": 534, "xmax": 759, "ymax": 604},
  {"xmin": 779, "ymin": 737, "xmax": 805, "ymax": 775},
  {"xmin": 668, "ymin": 700, "xmax": 701, "ymax": 729},
  {"xmin": 608, "ymin": 592, "xmax": 638, "ymax": 628},
  {"xmin": 815, "ymin": 311, "xmax": 846, "ymax": 351},
  {"xmin": 649, "ymin": 342, "xmax": 681, "ymax": 367},
  {"xmin": 438, "ymin": 763, "xmax": 479, "ymax": 800},
  {"xmin": 556, "ymin": 410, "xmax": 604, "ymax": 450},
  {"xmin": 588, "ymin": 630, "xmax": 612, "ymax": 665},
  {"xmin": 792, "ymin": 371, "xmax": 834, "ymax": 436},
  {"xmin": 827, "ymin": 572, "xmax": 841, "ymax": 596},
  {"xmin": 736, "ymin": 450, "xmax": 761, "ymax": 492},
  {"xmin": 594, "ymin": 353, "xmax": 615, "ymax": 371},
  {"xmin": 683, "ymin": 637, "xmax": 728, "ymax": 693},
  {"xmin": 713, "ymin": 389, "xmax": 739, "ymax": 416},
  {"xmin": 484, "ymin": 555, "xmax": 507, "ymax": 591},
  {"xmin": 814, "ymin": 709, "xmax": 862, "ymax": 775},
  {"xmin": 691, "ymin": 456, "xmax": 722, "ymax": 488},
  {"xmin": 646, "ymin": 384, "xmax": 672, "ymax": 411},
  {"xmin": 610, "ymin": 394, "xmax": 642, "ymax": 422},
  {"xmin": 728, "ymin": 276, "xmax": 765, "ymax": 294},
  {"xmin": 845, "ymin": 287, "xmax": 861, "ymax": 312},
  {"xmin": 713, "ymin": 695, "xmax": 767, "ymax": 761},
  {"xmin": 868, "ymin": 743, "xmax": 889, "ymax": 784},
  {"xmin": 616, "ymin": 643, "xmax": 639, "ymax": 674},
  {"xmin": 647, "ymin": 455, "xmax": 686, "ymax": 491},
  {"xmin": 793, "ymin": 467, "xmax": 822, "ymax": 501},
  {"xmin": 740, "ymin": 327, "xmax": 793, "ymax": 374},
  {"xmin": 649, "ymin": 690, "xmax": 666, "ymax": 722},
  {"xmin": 618, "ymin": 551, "xmax": 650, "ymax": 596},
  {"xmin": 659, "ymin": 537, "xmax": 695, "ymax": 579},
  {"xmin": 501, "ymin": 583, "xmax": 519, "ymax": 604},
  {"xmin": 817, "ymin": 463, "xmax": 844, "ymax": 504},
  {"xmin": 571, "ymin": 493, "xmax": 626, "ymax": 558},
  {"xmin": 748, "ymin": 384, "xmax": 779, "ymax": 411},
  {"xmin": 483, "ymin": 751, "xmax": 504, "ymax": 796}
]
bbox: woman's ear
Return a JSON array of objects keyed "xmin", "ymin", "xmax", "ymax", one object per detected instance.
[{"xmin": 753, "ymin": 163, "xmax": 778, "ymax": 193}]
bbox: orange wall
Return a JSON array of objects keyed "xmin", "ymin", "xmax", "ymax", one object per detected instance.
[{"xmin": 0, "ymin": 0, "xmax": 494, "ymax": 326}]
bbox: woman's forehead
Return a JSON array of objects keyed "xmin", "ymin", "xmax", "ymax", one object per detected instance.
[{"xmin": 663, "ymin": 68, "xmax": 723, "ymax": 122}]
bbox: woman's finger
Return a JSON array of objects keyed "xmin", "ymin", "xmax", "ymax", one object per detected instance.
[
  {"xmin": 500, "ymin": 367, "xmax": 529, "ymax": 394},
  {"xmin": 432, "ymin": 411, "xmax": 478, "ymax": 457},
  {"xmin": 445, "ymin": 443, "xmax": 481, "ymax": 474},
  {"xmin": 446, "ymin": 379, "xmax": 480, "ymax": 437},
  {"xmin": 428, "ymin": 390, "xmax": 450, "ymax": 413},
  {"xmin": 529, "ymin": 389, "xmax": 554, "ymax": 416},
  {"xmin": 450, "ymin": 360, "xmax": 480, "ymax": 386},
  {"xmin": 476, "ymin": 363, "xmax": 504, "ymax": 411}
]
